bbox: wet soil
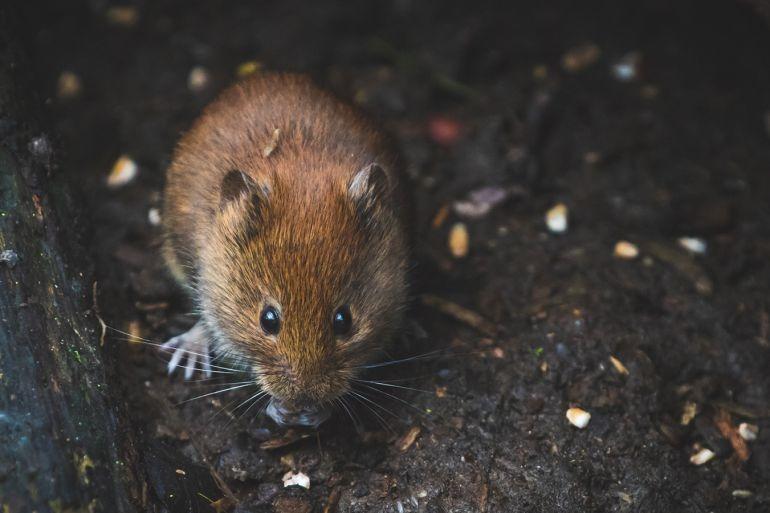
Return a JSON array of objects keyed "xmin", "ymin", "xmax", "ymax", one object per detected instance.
[{"xmin": 24, "ymin": 0, "xmax": 770, "ymax": 511}]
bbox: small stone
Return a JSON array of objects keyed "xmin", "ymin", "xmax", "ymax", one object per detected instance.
[
  {"xmin": 282, "ymin": 470, "xmax": 310, "ymax": 489},
  {"xmin": 613, "ymin": 241, "xmax": 639, "ymax": 259},
  {"xmin": 612, "ymin": 52, "xmax": 642, "ymax": 82},
  {"xmin": 677, "ymin": 237, "xmax": 707, "ymax": 255},
  {"xmin": 448, "ymin": 222, "xmax": 469, "ymax": 258},
  {"xmin": 107, "ymin": 155, "xmax": 138, "ymax": 189},
  {"xmin": 148, "ymin": 208, "xmax": 161, "ymax": 226},
  {"xmin": 545, "ymin": 203, "xmax": 568, "ymax": 233},
  {"xmin": 566, "ymin": 407, "xmax": 591, "ymax": 429},
  {"xmin": 187, "ymin": 66, "xmax": 210, "ymax": 92},
  {"xmin": 0, "ymin": 249, "xmax": 19, "ymax": 268},
  {"xmin": 738, "ymin": 423, "xmax": 758, "ymax": 442},
  {"xmin": 57, "ymin": 71, "xmax": 82, "ymax": 99},
  {"xmin": 690, "ymin": 447, "xmax": 715, "ymax": 465}
]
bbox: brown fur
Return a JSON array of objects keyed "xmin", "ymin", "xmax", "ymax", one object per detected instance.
[{"xmin": 163, "ymin": 73, "xmax": 409, "ymax": 410}]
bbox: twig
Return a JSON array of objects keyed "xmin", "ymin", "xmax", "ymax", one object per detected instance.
[{"xmin": 419, "ymin": 294, "xmax": 497, "ymax": 335}]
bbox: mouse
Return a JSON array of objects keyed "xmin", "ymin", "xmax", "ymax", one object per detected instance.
[{"xmin": 160, "ymin": 73, "xmax": 409, "ymax": 427}]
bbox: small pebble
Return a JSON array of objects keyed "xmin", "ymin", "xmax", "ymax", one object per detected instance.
[
  {"xmin": 107, "ymin": 155, "xmax": 138, "ymax": 189},
  {"xmin": 612, "ymin": 52, "xmax": 641, "ymax": 82},
  {"xmin": 613, "ymin": 241, "xmax": 639, "ymax": 259},
  {"xmin": 282, "ymin": 470, "xmax": 310, "ymax": 489},
  {"xmin": 0, "ymin": 249, "xmax": 19, "ymax": 268},
  {"xmin": 187, "ymin": 66, "xmax": 210, "ymax": 92},
  {"xmin": 148, "ymin": 208, "xmax": 161, "ymax": 226},
  {"xmin": 738, "ymin": 422, "xmax": 758, "ymax": 442},
  {"xmin": 677, "ymin": 237, "xmax": 707, "ymax": 255},
  {"xmin": 562, "ymin": 43, "xmax": 601, "ymax": 72},
  {"xmin": 545, "ymin": 203, "xmax": 568, "ymax": 233},
  {"xmin": 566, "ymin": 407, "xmax": 591, "ymax": 429},
  {"xmin": 690, "ymin": 447, "xmax": 715, "ymax": 465},
  {"xmin": 448, "ymin": 222, "xmax": 469, "ymax": 258},
  {"xmin": 57, "ymin": 71, "xmax": 82, "ymax": 99}
]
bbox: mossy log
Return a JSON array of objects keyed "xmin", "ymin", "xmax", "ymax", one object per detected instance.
[{"xmin": 0, "ymin": 6, "xmax": 143, "ymax": 512}]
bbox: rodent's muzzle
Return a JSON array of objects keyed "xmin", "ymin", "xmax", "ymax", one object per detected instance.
[{"xmin": 266, "ymin": 397, "xmax": 331, "ymax": 427}]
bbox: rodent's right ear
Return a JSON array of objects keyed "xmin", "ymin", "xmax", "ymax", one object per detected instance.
[{"xmin": 219, "ymin": 169, "xmax": 268, "ymax": 210}]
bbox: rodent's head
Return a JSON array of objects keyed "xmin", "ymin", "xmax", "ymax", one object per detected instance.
[{"xmin": 198, "ymin": 163, "xmax": 408, "ymax": 427}]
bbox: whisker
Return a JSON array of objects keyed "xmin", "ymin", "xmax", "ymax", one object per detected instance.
[
  {"xmin": 353, "ymin": 379, "xmax": 434, "ymax": 395},
  {"xmin": 356, "ymin": 383, "xmax": 429, "ymax": 417},
  {"xmin": 347, "ymin": 392, "xmax": 392, "ymax": 433},
  {"xmin": 350, "ymin": 390, "xmax": 409, "ymax": 425},
  {"xmin": 356, "ymin": 349, "xmax": 446, "ymax": 369},
  {"xmin": 175, "ymin": 382, "xmax": 253, "ymax": 405}
]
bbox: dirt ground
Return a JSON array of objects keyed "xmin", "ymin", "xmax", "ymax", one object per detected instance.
[{"xmin": 23, "ymin": 0, "xmax": 770, "ymax": 511}]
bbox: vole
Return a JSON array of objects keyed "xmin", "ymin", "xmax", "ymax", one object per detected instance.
[{"xmin": 161, "ymin": 73, "xmax": 409, "ymax": 427}]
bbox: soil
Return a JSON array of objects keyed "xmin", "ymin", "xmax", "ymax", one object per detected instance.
[{"xmin": 22, "ymin": 0, "xmax": 770, "ymax": 511}]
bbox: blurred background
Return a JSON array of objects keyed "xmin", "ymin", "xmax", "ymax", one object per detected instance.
[{"xmin": 8, "ymin": 0, "xmax": 770, "ymax": 511}]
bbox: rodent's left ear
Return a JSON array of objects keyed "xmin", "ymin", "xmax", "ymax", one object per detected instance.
[
  {"xmin": 220, "ymin": 169, "xmax": 268, "ymax": 210},
  {"xmin": 348, "ymin": 163, "xmax": 390, "ymax": 212}
]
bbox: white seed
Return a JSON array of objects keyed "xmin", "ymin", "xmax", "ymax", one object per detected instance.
[
  {"xmin": 282, "ymin": 470, "xmax": 310, "ymax": 489},
  {"xmin": 678, "ymin": 237, "xmax": 707, "ymax": 255},
  {"xmin": 545, "ymin": 203, "xmax": 568, "ymax": 233},
  {"xmin": 609, "ymin": 355, "xmax": 629, "ymax": 375},
  {"xmin": 187, "ymin": 66, "xmax": 210, "ymax": 92},
  {"xmin": 448, "ymin": 222, "xmax": 469, "ymax": 258},
  {"xmin": 689, "ymin": 448, "xmax": 715, "ymax": 465},
  {"xmin": 613, "ymin": 241, "xmax": 639, "ymax": 259},
  {"xmin": 148, "ymin": 208, "xmax": 161, "ymax": 226},
  {"xmin": 566, "ymin": 407, "xmax": 591, "ymax": 429},
  {"xmin": 106, "ymin": 155, "xmax": 138, "ymax": 189},
  {"xmin": 738, "ymin": 422, "xmax": 758, "ymax": 442},
  {"xmin": 732, "ymin": 489, "xmax": 753, "ymax": 499}
]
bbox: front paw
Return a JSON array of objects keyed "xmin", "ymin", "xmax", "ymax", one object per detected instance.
[{"xmin": 161, "ymin": 322, "xmax": 212, "ymax": 379}]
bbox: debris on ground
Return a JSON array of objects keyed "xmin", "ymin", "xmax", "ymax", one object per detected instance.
[
  {"xmin": 545, "ymin": 203, "xmax": 568, "ymax": 233},
  {"xmin": 566, "ymin": 407, "xmax": 591, "ymax": 429}
]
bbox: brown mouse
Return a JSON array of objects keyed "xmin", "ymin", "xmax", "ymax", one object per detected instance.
[{"xmin": 161, "ymin": 73, "xmax": 409, "ymax": 427}]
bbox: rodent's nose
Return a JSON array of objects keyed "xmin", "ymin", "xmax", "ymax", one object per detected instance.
[{"xmin": 266, "ymin": 397, "xmax": 330, "ymax": 427}]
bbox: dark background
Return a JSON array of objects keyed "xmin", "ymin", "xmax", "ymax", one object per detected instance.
[{"xmin": 16, "ymin": 0, "xmax": 770, "ymax": 511}]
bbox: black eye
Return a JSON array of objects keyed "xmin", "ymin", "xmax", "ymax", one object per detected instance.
[
  {"xmin": 260, "ymin": 306, "xmax": 281, "ymax": 335},
  {"xmin": 332, "ymin": 305, "xmax": 352, "ymax": 336}
]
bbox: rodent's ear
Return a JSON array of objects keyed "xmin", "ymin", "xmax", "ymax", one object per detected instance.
[
  {"xmin": 220, "ymin": 169, "xmax": 266, "ymax": 209},
  {"xmin": 348, "ymin": 163, "xmax": 389, "ymax": 212}
]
